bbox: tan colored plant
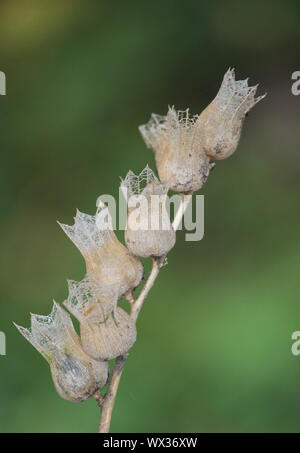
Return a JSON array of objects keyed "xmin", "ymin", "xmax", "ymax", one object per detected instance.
[{"xmin": 14, "ymin": 69, "xmax": 265, "ymax": 433}]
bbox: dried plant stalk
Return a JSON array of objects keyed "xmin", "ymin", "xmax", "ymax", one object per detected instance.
[{"xmin": 14, "ymin": 68, "xmax": 265, "ymax": 433}]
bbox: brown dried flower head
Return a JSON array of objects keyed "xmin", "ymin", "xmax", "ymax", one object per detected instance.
[
  {"xmin": 58, "ymin": 208, "xmax": 143, "ymax": 300},
  {"xmin": 64, "ymin": 278, "xmax": 137, "ymax": 361},
  {"xmin": 139, "ymin": 107, "xmax": 210, "ymax": 193},
  {"xmin": 197, "ymin": 68, "xmax": 266, "ymax": 160},
  {"xmin": 121, "ymin": 166, "xmax": 176, "ymax": 258},
  {"xmin": 14, "ymin": 303, "xmax": 108, "ymax": 402}
]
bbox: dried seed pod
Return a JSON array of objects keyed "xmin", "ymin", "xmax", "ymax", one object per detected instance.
[
  {"xmin": 64, "ymin": 276, "xmax": 115, "ymax": 324},
  {"xmin": 58, "ymin": 208, "xmax": 143, "ymax": 299},
  {"xmin": 80, "ymin": 307, "xmax": 137, "ymax": 361},
  {"xmin": 139, "ymin": 107, "xmax": 210, "ymax": 193},
  {"xmin": 197, "ymin": 68, "xmax": 266, "ymax": 160},
  {"xmin": 64, "ymin": 277, "xmax": 137, "ymax": 361},
  {"xmin": 14, "ymin": 303, "xmax": 108, "ymax": 402},
  {"xmin": 121, "ymin": 166, "xmax": 176, "ymax": 258}
]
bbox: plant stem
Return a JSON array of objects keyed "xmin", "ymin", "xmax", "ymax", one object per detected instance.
[
  {"xmin": 98, "ymin": 355, "xmax": 128, "ymax": 433},
  {"xmin": 131, "ymin": 257, "xmax": 163, "ymax": 321},
  {"xmin": 98, "ymin": 194, "xmax": 192, "ymax": 433}
]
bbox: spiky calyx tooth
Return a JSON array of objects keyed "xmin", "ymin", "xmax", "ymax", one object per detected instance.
[
  {"xmin": 58, "ymin": 209, "xmax": 144, "ymax": 299},
  {"xmin": 197, "ymin": 68, "xmax": 266, "ymax": 160},
  {"xmin": 80, "ymin": 307, "xmax": 137, "ymax": 361},
  {"xmin": 139, "ymin": 108, "xmax": 210, "ymax": 193},
  {"xmin": 121, "ymin": 166, "xmax": 176, "ymax": 258}
]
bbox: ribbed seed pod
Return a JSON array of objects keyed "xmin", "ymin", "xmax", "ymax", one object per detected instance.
[
  {"xmin": 14, "ymin": 303, "xmax": 108, "ymax": 402},
  {"xmin": 80, "ymin": 307, "xmax": 137, "ymax": 361},
  {"xmin": 197, "ymin": 68, "xmax": 266, "ymax": 160},
  {"xmin": 64, "ymin": 277, "xmax": 137, "ymax": 361},
  {"xmin": 121, "ymin": 165, "xmax": 176, "ymax": 258},
  {"xmin": 51, "ymin": 351, "xmax": 99, "ymax": 403},
  {"xmin": 58, "ymin": 207, "xmax": 143, "ymax": 299},
  {"xmin": 139, "ymin": 108, "xmax": 210, "ymax": 193}
]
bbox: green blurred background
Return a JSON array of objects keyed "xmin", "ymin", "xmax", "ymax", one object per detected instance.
[{"xmin": 1, "ymin": 0, "xmax": 300, "ymax": 433}]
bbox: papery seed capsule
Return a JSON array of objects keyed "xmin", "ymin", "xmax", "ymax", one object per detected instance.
[
  {"xmin": 139, "ymin": 108, "xmax": 210, "ymax": 193},
  {"xmin": 50, "ymin": 352, "xmax": 98, "ymax": 402},
  {"xmin": 14, "ymin": 302, "xmax": 109, "ymax": 402},
  {"xmin": 58, "ymin": 207, "xmax": 143, "ymax": 299},
  {"xmin": 121, "ymin": 166, "xmax": 176, "ymax": 258},
  {"xmin": 64, "ymin": 276, "xmax": 115, "ymax": 324},
  {"xmin": 197, "ymin": 68, "xmax": 266, "ymax": 160},
  {"xmin": 80, "ymin": 307, "xmax": 137, "ymax": 361},
  {"xmin": 64, "ymin": 277, "xmax": 137, "ymax": 361}
]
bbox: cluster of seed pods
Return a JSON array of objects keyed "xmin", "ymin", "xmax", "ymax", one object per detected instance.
[{"xmin": 15, "ymin": 69, "xmax": 265, "ymax": 403}]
